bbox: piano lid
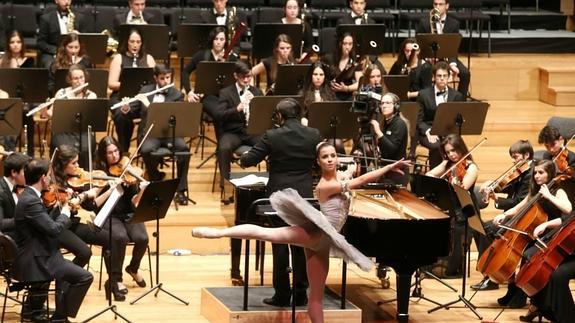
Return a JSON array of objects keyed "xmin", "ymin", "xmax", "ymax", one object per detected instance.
[{"xmin": 349, "ymin": 188, "xmax": 448, "ymax": 220}]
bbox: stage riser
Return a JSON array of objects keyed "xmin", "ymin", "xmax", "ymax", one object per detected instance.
[{"xmin": 539, "ymin": 67, "xmax": 575, "ymax": 105}]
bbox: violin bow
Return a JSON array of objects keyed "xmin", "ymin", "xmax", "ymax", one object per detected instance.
[
  {"xmin": 119, "ymin": 123, "xmax": 154, "ymax": 179},
  {"xmin": 87, "ymin": 125, "xmax": 93, "ymax": 190},
  {"xmin": 440, "ymin": 137, "xmax": 487, "ymax": 179},
  {"xmin": 47, "ymin": 148, "xmax": 64, "ymax": 210}
]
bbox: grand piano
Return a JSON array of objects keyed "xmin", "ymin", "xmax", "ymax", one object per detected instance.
[{"xmin": 342, "ymin": 187, "xmax": 451, "ymax": 322}]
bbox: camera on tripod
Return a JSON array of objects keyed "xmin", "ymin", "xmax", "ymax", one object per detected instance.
[{"xmin": 351, "ymin": 85, "xmax": 383, "ymax": 125}]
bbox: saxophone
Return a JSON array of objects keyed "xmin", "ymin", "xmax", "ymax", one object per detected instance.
[
  {"xmin": 67, "ymin": 5, "xmax": 75, "ymax": 34},
  {"xmin": 227, "ymin": 6, "xmax": 236, "ymax": 44}
]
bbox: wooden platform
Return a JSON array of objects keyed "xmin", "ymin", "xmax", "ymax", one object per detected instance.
[{"xmin": 200, "ymin": 286, "xmax": 361, "ymax": 323}]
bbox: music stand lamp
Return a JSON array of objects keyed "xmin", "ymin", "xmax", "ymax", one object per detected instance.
[
  {"xmin": 129, "ymin": 179, "xmax": 189, "ymax": 305},
  {"xmin": 307, "ymin": 101, "xmax": 356, "ymax": 143},
  {"xmin": 0, "ymin": 68, "xmax": 49, "ymax": 155},
  {"xmin": 336, "ymin": 24, "xmax": 388, "ymax": 56},
  {"xmin": 51, "ymin": 99, "xmax": 108, "ymax": 167},
  {"xmin": 428, "ymin": 184, "xmax": 483, "ymax": 320},
  {"xmin": 246, "ymin": 95, "xmax": 303, "ymax": 136},
  {"xmin": 58, "ymin": 33, "xmax": 107, "ymax": 66},
  {"xmin": 273, "ymin": 65, "xmax": 312, "ymax": 95},
  {"xmin": 118, "ymin": 24, "xmax": 171, "ymax": 64},
  {"xmin": 0, "ymin": 99, "xmax": 23, "ymax": 154},
  {"xmin": 176, "ymin": 24, "xmax": 221, "ymax": 82},
  {"xmin": 194, "ymin": 62, "xmax": 235, "ymax": 169},
  {"xmin": 146, "ymin": 102, "xmax": 202, "ymax": 208}
]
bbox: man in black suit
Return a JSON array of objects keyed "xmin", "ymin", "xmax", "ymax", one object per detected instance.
[
  {"xmin": 200, "ymin": 0, "xmax": 247, "ymax": 28},
  {"xmin": 240, "ymin": 98, "xmax": 322, "ymax": 307},
  {"xmin": 416, "ymin": 0, "xmax": 471, "ymax": 97},
  {"xmin": 0, "ymin": 153, "xmax": 30, "ymax": 237},
  {"xmin": 212, "ymin": 61, "xmax": 262, "ymax": 203},
  {"xmin": 130, "ymin": 64, "xmax": 190, "ymax": 205},
  {"xmin": 416, "ymin": 61, "xmax": 465, "ymax": 168},
  {"xmin": 14, "ymin": 158, "xmax": 93, "ymax": 322},
  {"xmin": 113, "ymin": 0, "xmax": 164, "ymax": 35},
  {"xmin": 37, "ymin": 0, "xmax": 90, "ymax": 68},
  {"xmin": 337, "ymin": 0, "xmax": 376, "ymax": 25}
]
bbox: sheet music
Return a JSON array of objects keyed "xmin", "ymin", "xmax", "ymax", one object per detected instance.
[
  {"xmin": 229, "ymin": 174, "xmax": 268, "ymax": 187},
  {"xmin": 93, "ymin": 185, "xmax": 124, "ymax": 228}
]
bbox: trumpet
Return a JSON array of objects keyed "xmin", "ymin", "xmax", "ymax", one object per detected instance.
[
  {"xmin": 430, "ymin": 8, "xmax": 441, "ymax": 34},
  {"xmin": 110, "ymin": 83, "xmax": 174, "ymax": 110}
]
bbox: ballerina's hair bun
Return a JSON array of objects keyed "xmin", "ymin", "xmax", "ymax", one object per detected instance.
[{"xmin": 316, "ymin": 142, "xmax": 334, "ymax": 153}]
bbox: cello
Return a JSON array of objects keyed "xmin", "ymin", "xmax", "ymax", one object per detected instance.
[
  {"xmin": 476, "ymin": 174, "xmax": 569, "ymax": 284},
  {"xmin": 515, "ymin": 214, "xmax": 575, "ymax": 296}
]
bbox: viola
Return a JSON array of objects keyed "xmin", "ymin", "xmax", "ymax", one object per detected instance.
[
  {"xmin": 447, "ymin": 160, "xmax": 467, "ymax": 185},
  {"xmin": 41, "ymin": 184, "xmax": 80, "ymax": 210},
  {"xmin": 485, "ymin": 159, "xmax": 530, "ymax": 194},
  {"xmin": 108, "ymin": 156, "xmax": 146, "ymax": 185},
  {"xmin": 67, "ymin": 168, "xmax": 119, "ymax": 190},
  {"xmin": 516, "ymin": 216, "xmax": 575, "ymax": 296},
  {"xmin": 476, "ymin": 174, "xmax": 568, "ymax": 284}
]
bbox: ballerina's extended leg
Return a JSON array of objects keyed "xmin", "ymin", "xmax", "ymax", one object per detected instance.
[{"xmin": 192, "ymin": 224, "xmax": 319, "ymax": 247}]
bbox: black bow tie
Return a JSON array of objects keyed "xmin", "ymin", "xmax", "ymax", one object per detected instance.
[
  {"xmin": 131, "ymin": 15, "xmax": 142, "ymax": 20},
  {"xmin": 215, "ymin": 13, "xmax": 225, "ymax": 18},
  {"xmin": 59, "ymin": 11, "xmax": 68, "ymax": 17},
  {"xmin": 441, "ymin": 20, "xmax": 445, "ymax": 24},
  {"xmin": 353, "ymin": 16, "xmax": 363, "ymax": 21},
  {"xmin": 436, "ymin": 90, "xmax": 446, "ymax": 96}
]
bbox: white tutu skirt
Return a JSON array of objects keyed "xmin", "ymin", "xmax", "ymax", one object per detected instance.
[{"xmin": 269, "ymin": 188, "xmax": 374, "ymax": 272}]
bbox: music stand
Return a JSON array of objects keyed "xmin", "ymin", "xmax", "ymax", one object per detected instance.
[
  {"xmin": 146, "ymin": 102, "xmax": 202, "ymax": 207},
  {"xmin": 118, "ymin": 68, "xmax": 154, "ymax": 99},
  {"xmin": 54, "ymin": 68, "xmax": 109, "ymax": 98},
  {"xmin": 428, "ymin": 184, "xmax": 483, "ymax": 320},
  {"xmin": 273, "ymin": 64, "xmax": 311, "ymax": 95},
  {"xmin": 251, "ymin": 24, "xmax": 303, "ymax": 59},
  {"xmin": 0, "ymin": 68, "xmax": 49, "ymax": 102},
  {"xmin": 0, "ymin": 99, "xmax": 23, "ymax": 137},
  {"xmin": 307, "ymin": 101, "xmax": 356, "ymax": 143},
  {"xmin": 194, "ymin": 62, "xmax": 236, "ymax": 96},
  {"xmin": 336, "ymin": 24, "xmax": 387, "ymax": 56},
  {"xmin": 118, "ymin": 24, "xmax": 170, "ymax": 62},
  {"xmin": 383, "ymin": 75, "xmax": 409, "ymax": 101},
  {"xmin": 176, "ymin": 24, "xmax": 223, "ymax": 82},
  {"xmin": 58, "ymin": 33, "xmax": 107, "ymax": 65},
  {"xmin": 52, "ymin": 99, "xmax": 108, "ymax": 166},
  {"xmin": 430, "ymin": 102, "xmax": 489, "ymax": 137},
  {"xmin": 129, "ymin": 179, "xmax": 188, "ymax": 305},
  {"xmin": 416, "ymin": 33, "xmax": 462, "ymax": 63},
  {"xmin": 246, "ymin": 95, "xmax": 303, "ymax": 135}
]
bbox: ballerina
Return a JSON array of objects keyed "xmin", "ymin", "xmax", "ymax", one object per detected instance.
[{"xmin": 193, "ymin": 142, "xmax": 410, "ymax": 323}]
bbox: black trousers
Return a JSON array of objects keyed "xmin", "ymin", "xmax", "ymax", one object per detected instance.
[
  {"xmin": 58, "ymin": 221, "xmax": 110, "ymax": 269},
  {"xmin": 532, "ymin": 255, "xmax": 575, "ymax": 323},
  {"xmin": 102, "ymin": 217, "xmax": 149, "ymax": 284},
  {"xmin": 217, "ymin": 131, "xmax": 259, "ymax": 187},
  {"xmin": 48, "ymin": 257, "xmax": 93, "ymax": 319},
  {"xmin": 112, "ymin": 108, "xmax": 140, "ymax": 153},
  {"xmin": 140, "ymin": 137, "xmax": 190, "ymax": 192},
  {"xmin": 418, "ymin": 134, "xmax": 443, "ymax": 169}
]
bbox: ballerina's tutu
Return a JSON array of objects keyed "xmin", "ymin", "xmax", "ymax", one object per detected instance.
[{"xmin": 270, "ymin": 188, "xmax": 374, "ymax": 272}]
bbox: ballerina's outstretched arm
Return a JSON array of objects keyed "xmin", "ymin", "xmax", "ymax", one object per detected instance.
[{"xmin": 192, "ymin": 224, "xmax": 322, "ymax": 249}]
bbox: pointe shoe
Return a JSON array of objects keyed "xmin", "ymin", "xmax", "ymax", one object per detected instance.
[
  {"xmin": 192, "ymin": 227, "xmax": 221, "ymax": 238},
  {"xmin": 125, "ymin": 267, "xmax": 146, "ymax": 287},
  {"xmin": 519, "ymin": 305, "xmax": 542, "ymax": 322}
]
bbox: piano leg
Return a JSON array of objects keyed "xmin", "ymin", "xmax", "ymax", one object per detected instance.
[{"xmin": 395, "ymin": 272, "xmax": 413, "ymax": 322}]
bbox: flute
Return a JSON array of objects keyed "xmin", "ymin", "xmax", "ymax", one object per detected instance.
[
  {"xmin": 110, "ymin": 83, "xmax": 175, "ymax": 110},
  {"xmin": 26, "ymin": 83, "xmax": 90, "ymax": 117}
]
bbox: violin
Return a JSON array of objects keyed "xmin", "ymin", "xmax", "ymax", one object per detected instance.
[
  {"xmin": 553, "ymin": 133, "xmax": 575, "ymax": 175},
  {"xmin": 108, "ymin": 156, "xmax": 146, "ymax": 185},
  {"xmin": 440, "ymin": 137, "xmax": 487, "ymax": 184},
  {"xmin": 41, "ymin": 184, "xmax": 81, "ymax": 211},
  {"xmin": 67, "ymin": 167, "xmax": 119, "ymax": 190},
  {"xmin": 484, "ymin": 159, "xmax": 531, "ymax": 195}
]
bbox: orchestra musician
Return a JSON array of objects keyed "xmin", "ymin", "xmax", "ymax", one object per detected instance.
[
  {"xmin": 426, "ymin": 134, "xmax": 478, "ymax": 278},
  {"xmin": 93, "ymin": 136, "xmax": 151, "ymax": 298},
  {"xmin": 46, "ymin": 65, "xmax": 97, "ymax": 169},
  {"xmin": 239, "ymin": 98, "xmax": 322, "ymax": 308},
  {"xmin": 301, "ymin": 61, "xmax": 336, "ymax": 126},
  {"xmin": 14, "ymin": 158, "xmax": 93, "ymax": 322},
  {"xmin": 492, "ymin": 159, "xmax": 572, "ymax": 321},
  {"xmin": 113, "ymin": 0, "xmax": 163, "ymax": 33},
  {"xmin": 128, "ymin": 64, "xmax": 190, "ymax": 205},
  {"xmin": 416, "ymin": 61, "xmax": 465, "ymax": 168},
  {"xmin": 539, "ymin": 125, "xmax": 575, "ymax": 171},
  {"xmin": 415, "ymin": 0, "xmax": 471, "ymax": 97},
  {"xmin": 108, "ymin": 28, "xmax": 156, "ymax": 153},
  {"xmin": 0, "ymin": 30, "xmax": 35, "ymax": 68},
  {"xmin": 323, "ymin": 32, "xmax": 363, "ymax": 101},
  {"xmin": 193, "ymin": 142, "xmax": 410, "ymax": 323},
  {"xmin": 470, "ymin": 140, "xmax": 534, "ymax": 295},
  {"xmin": 0, "ymin": 153, "xmax": 30, "ymax": 238},
  {"xmin": 213, "ymin": 61, "xmax": 262, "ymax": 204},
  {"xmin": 48, "ymin": 33, "xmax": 93, "ymax": 95},
  {"xmin": 201, "ymin": 0, "xmax": 247, "ymax": 28},
  {"xmin": 251, "ymin": 33, "xmax": 295, "ymax": 94},
  {"xmin": 280, "ymin": 0, "xmax": 314, "ymax": 59},
  {"xmin": 389, "ymin": 38, "xmax": 433, "ymax": 100},
  {"xmin": 337, "ymin": 0, "xmax": 376, "ymax": 25},
  {"xmin": 37, "ymin": 0, "xmax": 89, "ymax": 69}
]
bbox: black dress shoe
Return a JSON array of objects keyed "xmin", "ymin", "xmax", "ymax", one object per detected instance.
[
  {"xmin": 174, "ymin": 191, "xmax": 188, "ymax": 205},
  {"xmin": 519, "ymin": 305, "xmax": 542, "ymax": 322},
  {"xmin": 263, "ymin": 296, "xmax": 290, "ymax": 307},
  {"xmin": 293, "ymin": 295, "xmax": 308, "ymax": 306},
  {"xmin": 125, "ymin": 266, "xmax": 146, "ymax": 287},
  {"xmin": 498, "ymin": 282, "xmax": 520, "ymax": 306},
  {"xmin": 470, "ymin": 279, "xmax": 499, "ymax": 291}
]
